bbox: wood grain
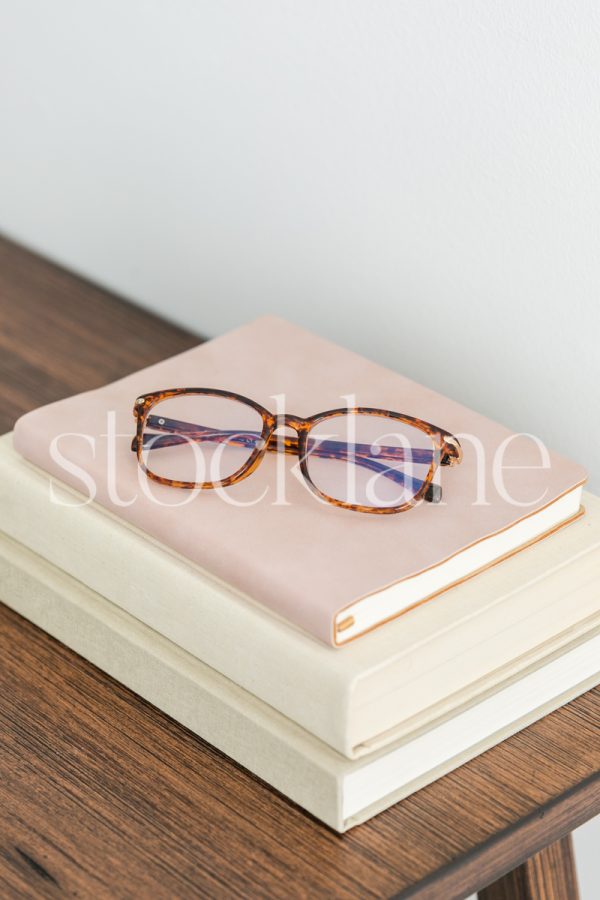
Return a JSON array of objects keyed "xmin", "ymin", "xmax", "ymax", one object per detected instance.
[
  {"xmin": 0, "ymin": 235, "xmax": 198, "ymax": 435},
  {"xmin": 0, "ymin": 234, "xmax": 599, "ymax": 899},
  {"xmin": 479, "ymin": 835, "xmax": 580, "ymax": 900}
]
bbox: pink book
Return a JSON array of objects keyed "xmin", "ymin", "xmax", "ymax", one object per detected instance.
[{"xmin": 13, "ymin": 316, "xmax": 586, "ymax": 646}]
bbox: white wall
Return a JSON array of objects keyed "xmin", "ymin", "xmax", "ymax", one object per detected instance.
[
  {"xmin": 0, "ymin": 2, "xmax": 598, "ymax": 892},
  {"xmin": 0, "ymin": 1, "xmax": 598, "ymax": 488},
  {"xmin": 468, "ymin": 821, "xmax": 600, "ymax": 899}
]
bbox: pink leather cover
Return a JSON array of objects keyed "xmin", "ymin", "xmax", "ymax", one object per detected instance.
[{"xmin": 13, "ymin": 316, "xmax": 587, "ymax": 645}]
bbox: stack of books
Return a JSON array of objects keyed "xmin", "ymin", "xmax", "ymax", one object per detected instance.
[{"xmin": 1, "ymin": 316, "xmax": 599, "ymax": 832}]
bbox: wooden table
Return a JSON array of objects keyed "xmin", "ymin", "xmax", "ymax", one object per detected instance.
[{"xmin": 0, "ymin": 235, "xmax": 598, "ymax": 899}]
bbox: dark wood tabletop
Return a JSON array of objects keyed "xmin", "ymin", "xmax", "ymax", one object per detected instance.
[{"xmin": 0, "ymin": 235, "xmax": 598, "ymax": 900}]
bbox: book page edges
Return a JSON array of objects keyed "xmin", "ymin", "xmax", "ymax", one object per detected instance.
[
  {"xmin": 334, "ymin": 486, "xmax": 585, "ymax": 644},
  {"xmin": 342, "ymin": 667, "xmax": 600, "ymax": 831},
  {"xmin": 350, "ymin": 609, "xmax": 600, "ymax": 757}
]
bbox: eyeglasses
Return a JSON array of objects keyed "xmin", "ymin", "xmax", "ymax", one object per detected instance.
[{"xmin": 131, "ymin": 388, "xmax": 463, "ymax": 514}]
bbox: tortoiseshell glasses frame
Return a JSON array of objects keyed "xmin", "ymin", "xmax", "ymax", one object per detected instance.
[{"xmin": 131, "ymin": 388, "xmax": 463, "ymax": 514}]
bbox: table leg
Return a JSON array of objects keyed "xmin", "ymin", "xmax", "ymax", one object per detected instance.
[{"xmin": 478, "ymin": 834, "xmax": 579, "ymax": 900}]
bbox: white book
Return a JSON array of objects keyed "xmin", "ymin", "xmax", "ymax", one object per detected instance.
[
  {"xmin": 1, "ymin": 532, "xmax": 598, "ymax": 833},
  {"xmin": 1, "ymin": 433, "xmax": 600, "ymax": 759}
]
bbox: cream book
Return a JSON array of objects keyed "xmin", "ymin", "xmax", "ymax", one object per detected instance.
[
  {"xmin": 1, "ymin": 532, "xmax": 598, "ymax": 833},
  {"xmin": 1, "ymin": 434, "xmax": 600, "ymax": 759},
  {"xmin": 11, "ymin": 316, "xmax": 587, "ymax": 646}
]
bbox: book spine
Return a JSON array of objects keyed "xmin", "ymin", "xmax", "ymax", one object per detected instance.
[
  {"xmin": 0, "ymin": 443, "xmax": 351, "ymax": 756},
  {"xmin": 0, "ymin": 534, "xmax": 345, "ymax": 831}
]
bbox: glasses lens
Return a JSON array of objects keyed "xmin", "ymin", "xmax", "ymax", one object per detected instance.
[
  {"xmin": 305, "ymin": 414, "xmax": 436, "ymax": 508},
  {"xmin": 141, "ymin": 394, "xmax": 265, "ymax": 485}
]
